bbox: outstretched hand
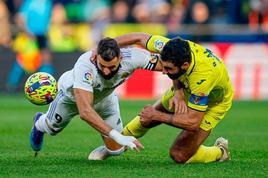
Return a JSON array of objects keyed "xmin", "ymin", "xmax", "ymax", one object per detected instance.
[
  {"xmin": 133, "ymin": 139, "xmax": 144, "ymax": 152},
  {"xmin": 109, "ymin": 129, "xmax": 144, "ymax": 152}
]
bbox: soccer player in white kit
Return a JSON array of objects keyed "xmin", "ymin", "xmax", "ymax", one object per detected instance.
[{"xmin": 30, "ymin": 37, "xmax": 162, "ymax": 158}]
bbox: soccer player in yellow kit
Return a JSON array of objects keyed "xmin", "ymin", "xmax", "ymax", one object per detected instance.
[{"xmin": 117, "ymin": 33, "xmax": 234, "ymax": 164}]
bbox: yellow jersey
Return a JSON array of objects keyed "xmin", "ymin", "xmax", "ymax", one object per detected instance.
[{"xmin": 147, "ymin": 35, "xmax": 234, "ymax": 112}]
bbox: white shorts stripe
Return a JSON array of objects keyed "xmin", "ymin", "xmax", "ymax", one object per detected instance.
[{"xmin": 47, "ymin": 90, "xmax": 64, "ymax": 121}]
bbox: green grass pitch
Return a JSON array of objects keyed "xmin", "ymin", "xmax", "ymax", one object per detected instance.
[{"xmin": 0, "ymin": 94, "xmax": 267, "ymax": 177}]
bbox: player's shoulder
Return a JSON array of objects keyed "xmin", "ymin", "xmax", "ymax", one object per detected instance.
[
  {"xmin": 120, "ymin": 47, "xmax": 144, "ymax": 62},
  {"xmin": 76, "ymin": 51, "xmax": 94, "ymax": 65},
  {"xmin": 78, "ymin": 50, "xmax": 93, "ymax": 60},
  {"xmin": 120, "ymin": 47, "xmax": 132, "ymax": 60},
  {"xmin": 74, "ymin": 50, "xmax": 97, "ymax": 71}
]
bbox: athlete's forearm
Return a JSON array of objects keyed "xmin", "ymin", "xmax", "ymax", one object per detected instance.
[
  {"xmin": 173, "ymin": 80, "xmax": 185, "ymax": 98},
  {"xmin": 80, "ymin": 107, "xmax": 113, "ymax": 136},
  {"xmin": 74, "ymin": 88, "xmax": 112, "ymax": 135},
  {"xmin": 173, "ymin": 80, "xmax": 183, "ymax": 90},
  {"xmin": 115, "ymin": 32, "xmax": 151, "ymax": 48},
  {"xmin": 152, "ymin": 111, "xmax": 202, "ymax": 131}
]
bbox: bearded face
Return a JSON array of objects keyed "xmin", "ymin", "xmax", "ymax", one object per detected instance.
[
  {"xmin": 96, "ymin": 64, "xmax": 120, "ymax": 80},
  {"xmin": 96, "ymin": 55, "xmax": 121, "ymax": 80},
  {"xmin": 167, "ymin": 69, "xmax": 186, "ymax": 80}
]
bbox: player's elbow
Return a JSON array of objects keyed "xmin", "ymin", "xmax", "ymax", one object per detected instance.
[{"xmin": 79, "ymin": 110, "xmax": 91, "ymax": 122}]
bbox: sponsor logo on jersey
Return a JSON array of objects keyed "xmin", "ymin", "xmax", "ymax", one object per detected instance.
[
  {"xmin": 197, "ymin": 79, "xmax": 206, "ymax": 85},
  {"xmin": 154, "ymin": 40, "xmax": 165, "ymax": 52},
  {"xmin": 204, "ymin": 120, "xmax": 211, "ymax": 125},
  {"xmin": 83, "ymin": 71, "xmax": 93, "ymax": 84}
]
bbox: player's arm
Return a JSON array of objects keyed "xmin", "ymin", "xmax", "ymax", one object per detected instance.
[
  {"xmin": 146, "ymin": 53, "xmax": 163, "ymax": 71},
  {"xmin": 169, "ymin": 80, "xmax": 187, "ymax": 114},
  {"xmin": 161, "ymin": 108, "xmax": 204, "ymax": 131},
  {"xmin": 141, "ymin": 75, "xmax": 213, "ymax": 130},
  {"xmin": 115, "ymin": 32, "xmax": 170, "ymax": 53},
  {"xmin": 74, "ymin": 88, "xmax": 112, "ymax": 135},
  {"xmin": 74, "ymin": 88, "xmax": 143, "ymax": 150},
  {"xmin": 140, "ymin": 105, "xmax": 205, "ymax": 131},
  {"xmin": 115, "ymin": 32, "xmax": 151, "ymax": 48}
]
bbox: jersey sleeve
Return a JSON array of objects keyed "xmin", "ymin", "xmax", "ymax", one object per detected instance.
[
  {"xmin": 146, "ymin": 35, "xmax": 170, "ymax": 53},
  {"xmin": 73, "ymin": 55, "xmax": 94, "ymax": 93},
  {"xmin": 130, "ymin": 47, "xmax": 160, "ymax": 70},
  {"xmin": 187, "ymin": 72, "xmax": 216, "ymax": 112}
]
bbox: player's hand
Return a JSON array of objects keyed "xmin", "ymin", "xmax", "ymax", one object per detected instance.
[
  {"xmin": 140, "ymin": 105, "xmax": 156, "ymax": 126},
  {"xmin": 169, "ymin": 90, "xmax": 187, "ymax": 114},
  {"xmin": 133, "ymin": 139, "xmax": 144, "ymax": 152},
  {"xmin": 109, "ymin": 129, "xmax": 144, "ymax": 152}
]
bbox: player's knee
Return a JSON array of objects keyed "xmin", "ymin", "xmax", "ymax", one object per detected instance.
[
  {"xmin": 169, "ymin": 148, "xmax": 189, "ymax": 164},
  {"xmin": 107, "ymin": 147, "xmax": 125, "ymax": 156}
]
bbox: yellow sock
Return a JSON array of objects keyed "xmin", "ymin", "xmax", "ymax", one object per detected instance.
[
  {"xmin": 186, "ymin": 145, "xmax": 222, "ymax": 164},
  {"xmin": 122, "ymin": 116, "xmax": 149, "ymax": 138}
]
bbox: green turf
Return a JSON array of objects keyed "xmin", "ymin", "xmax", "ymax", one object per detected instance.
[{"xmin": 0, "ymin": 94, "xmax": 268, "ymax": 178}]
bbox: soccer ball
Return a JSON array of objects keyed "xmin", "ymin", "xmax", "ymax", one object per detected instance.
[{"xmin": 24, "ymin": 72, "xmax": 58, "ymax": 105}]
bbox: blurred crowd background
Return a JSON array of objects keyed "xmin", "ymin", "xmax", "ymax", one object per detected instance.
[
  {"xmin": 1, "ymin": 0, "xmax": 268, "ymax": 50},
  {"xmin": 0, "ymin": 0, "xmax": 268, "ymax": 97}
]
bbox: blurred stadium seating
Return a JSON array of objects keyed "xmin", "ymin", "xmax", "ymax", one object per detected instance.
[{"xmin": 0, "ymin": 0, "xmax": 267, "ymax": 100}]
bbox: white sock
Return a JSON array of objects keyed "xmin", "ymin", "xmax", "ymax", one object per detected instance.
[
  {"xmin": 35, "ymin": 114, "xmax": 54, "ymax": 135},
  {"xmin": 106, "ymin": 146, "xmax": 125, "ymax": 156}
]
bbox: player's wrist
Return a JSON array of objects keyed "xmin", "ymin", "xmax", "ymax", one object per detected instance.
[
  {"xmin": 174, "ymin": 89, "xmax": 185, "ymax": 99},
  {"xmin": 108, "ymin": 129, "xmax": 123, "ymax": 142}
]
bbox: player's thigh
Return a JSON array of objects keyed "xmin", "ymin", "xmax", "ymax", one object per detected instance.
[
  {"xmin": 158, "ymin": 87, "xmax": 183, "ymax": 114},
  {"xmin": 161, "ymin": 87, "xmax": 175, "ymax": 112},
  {"xmin": 94, "ymin": 93, "xmax": 124, "ymax": 150},
  {"xmin": 170, "ymin": 129, "xmax": 210, "ymax": 159},
  {"xmin": 94, "ymin": 93, "xmax": 123, "ymax": 132},
  {"xmin": 200, "ymin": 101, "xmax": 232, "ymax": 131},
  {"xmin": 45, "ymin": 90, "xmax": 78, "ymax": 132}
]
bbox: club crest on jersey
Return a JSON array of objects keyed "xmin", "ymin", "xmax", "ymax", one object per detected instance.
[
  {"xmin": 154, "ymin": 40, "xmax": 165, "ymax": 52},
  {"xmin": 83, "ymin": 71, "xmax": 93, "ymax": 84},
  {"xmin": 189, "ymin": 94, "xmax": 208, "ymax": 106}
]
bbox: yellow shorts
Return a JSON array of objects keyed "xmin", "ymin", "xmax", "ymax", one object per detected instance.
[{"xmin": 161, "ymin": 87, "xmax": 233, "ymax": 131}]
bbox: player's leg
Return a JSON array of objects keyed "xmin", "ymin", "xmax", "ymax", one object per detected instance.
[
  {"xmin": 122, "ymin": 98, "xmax": 163, "ymax": 137},
  {"xmin": 169, "ymin": 128, "xmax": 222, "ymax": 163},
  {"xmin": 30, "ymin": 89, "xmax": 78, "ymax": 153},
  {"xmin": 169, "ymin": 102, "xmax": 233, "ymax": 164},
  {"xmin": 122, "ymin": 87, "xmax": 176, "ymax": 138}
]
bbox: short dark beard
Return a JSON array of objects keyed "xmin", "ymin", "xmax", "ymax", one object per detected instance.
[
  {"xmin": 96, "ymin": 65, "xmax": 120, "ymax": 80},
  {"xmin": 167, "ymin": 69, "xmax": 186, "ymax": 80}
]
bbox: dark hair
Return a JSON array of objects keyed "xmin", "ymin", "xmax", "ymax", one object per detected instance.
[
  {"xmin": 97, "ymin": 37, "xmax": 120, "ymax": 61},
  {"xmin": 160, "ymin": 37, "xmax": 191, "ymax": 67}
]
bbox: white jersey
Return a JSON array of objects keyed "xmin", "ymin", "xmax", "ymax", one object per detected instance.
[{"xmin": 58, "ymin": 47, "xmax": 158, "ymax": 104}]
